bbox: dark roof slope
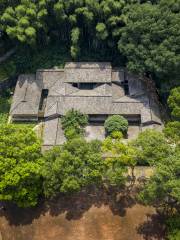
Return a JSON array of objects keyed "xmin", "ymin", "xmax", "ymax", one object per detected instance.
[{"xmin": 10, "ymin": 74, "xmax": 41, "ymax": 116}]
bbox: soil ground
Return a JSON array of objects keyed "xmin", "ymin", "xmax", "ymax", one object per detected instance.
[{"xmin": 0, "ymin": 187, "xmax": 166, "ymax": 240}]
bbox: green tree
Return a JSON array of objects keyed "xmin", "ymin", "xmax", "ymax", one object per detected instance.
[
  {"xmin": 118, "ymin": 2, "xmax": 180, "ymax": 76},
  {"xmin": 164, "ymin": 121, "xmax": 180, "ymax": 145},
  {"xmin": 102, "ymin": 132, "xmax": 137, "ymax": 185},
  {"xmin": 52, "ymin": 0, "xmax": 135, "ymax": 57},
  {"xmin": 42, "ymin": 137, "xmax": 103, "ymax": 197},
  {"xmin": 168, "ymin": 87, "xmax": 180, "ymax": 119},
  {"xmin": 133, "ymin": 129, "xmax": 173, "ymax": 165},
  {"xmin": 138, "ymin": 152, "xmax": 180, "ymax": 214},
  {"xmin": 104, "ymin": 115, "xmax": 128, "ymax": 136},
  {"xmin": 1, "ymin": 0, "xmax": 49, "ymax": 45},
  {"xmin": 0, "ymin": 124, "xmax": 42, "ymax": 207}
]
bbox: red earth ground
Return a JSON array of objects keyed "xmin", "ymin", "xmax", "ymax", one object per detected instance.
[{"xmin": 0, "ymin": 187, "xmax": 166, "ymax": 240}]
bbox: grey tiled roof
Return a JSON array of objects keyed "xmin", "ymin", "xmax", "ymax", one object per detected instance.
[
  {"xmin": 64, "ymin": 62, "xmax": 112, "ymax": 83},
  {"xmin": 43, "ymin": 118, "xmax": 65, "ymax": 146},
  {"xmin": 11, "ymin": 62, "xmax": 162, "ymax": 126},
  {"xmin": 10, "ymin": 74, "xmax": 41, "ymax": 116}
]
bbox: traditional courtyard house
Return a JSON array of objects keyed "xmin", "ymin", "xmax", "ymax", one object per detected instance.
[{"xmin": 10, "ymin": 62, "xmax": 162, "ymax": 149}]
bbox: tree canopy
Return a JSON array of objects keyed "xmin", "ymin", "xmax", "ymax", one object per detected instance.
[
  {"xmin": 102, "ymin": 132, "xmax": 138, "ymax": 184},
  {"xmin": 1, "ymin": 0, "xmax": 49, "ymax": 45},
  {"xmin": 0, "ymin": 124, "xmax": 43, "ymax": 207},
  {"xmin": 133, "ymin": 129, "xmax": 173, "ymax": 165},
  {"xmin": 164, "ymin": 121, "xmax": 180, "ymax": 145},
  {"xmin": 42, "ymin": 137, "xmax": 103, "ymax": 198},
  {"xmin": 168, "ymin": 87, "xmax": 180, "ymax": 120},
  {"xmin": 0, "ymin": 0, "xmax": 180, "ymax": 91},
  {"xmin": 118, "ymin": 2, "xmax": 180, "ymax": 77},
  {"xmin": 138, "ymin": 151, "xmax": 180, "ymax": 213}
]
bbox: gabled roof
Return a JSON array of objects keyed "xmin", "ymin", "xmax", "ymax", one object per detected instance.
[
  {"xmin": 64, "ymin": 62, "xmax": 112, "ymax": 83},
  {"xmin": 10, "ymin": 74, "xmax": 41, "ymax": 116}
]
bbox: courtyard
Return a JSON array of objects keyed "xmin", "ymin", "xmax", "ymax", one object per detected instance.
[{"xmin": 85, "ymin": 124, "xmax": 140, "ymax": 141}]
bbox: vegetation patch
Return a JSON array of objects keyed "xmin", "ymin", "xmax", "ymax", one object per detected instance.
[
  {"xmin": 0, "ymin": 124, "xmax": 43, "ymax": 207},
  {"xmin": 166, "ymin": 215, "xmax": 180, "ymax": 240},
  {"xmin": 0, "ymin": 92, "xmax": 11, "ymax": 124},
  {"xmin": 42, "ymin": 138, "xmax": 103, "ymax": 197},
  {"xmin": 132, "ymin": 129, "xmax": 173, "ymax": 166},
  {"xmin": 61, "ymin": 109, "xmax": 88, "ymax": 139},
  {"xmin": 0, "ymin": 61, "xmax": 16, "ymax": 82},
  {"xmin": 104, "ymin": 115, "xmax": 128, "ymax": 136}
]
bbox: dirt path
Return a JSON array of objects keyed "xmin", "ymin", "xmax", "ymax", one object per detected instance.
[{"xmin": 0, "ymin": 188, "xmax": 165, "ymax": 240}]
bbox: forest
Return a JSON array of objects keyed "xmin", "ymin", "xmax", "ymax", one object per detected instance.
[
  {"xmin": 0, "ymin": 0, "xmax": 179, "ymax": 93},
  {"xmin": 0, "ymin": 0, "xmax": 180, "ymax": 239}
]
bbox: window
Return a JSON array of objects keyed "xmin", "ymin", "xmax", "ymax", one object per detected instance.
[
  {"xmin": 39, "ymin": 89, "xmax": 48, "ymax": 111},
  {"xmin": 79, "ymin": 83, "xmax": 95, "ymax": 89},
  {"xmin": 72, "ymin": 83, "xmax": 96, "ymax": 90}
]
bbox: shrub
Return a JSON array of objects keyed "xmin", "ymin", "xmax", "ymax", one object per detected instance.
[
  {"xmin": 61, "ymin": 109, "xmax": 88, "ymax": 138},
  {"xmin": 64, "ymin": 126, "xmax": 80, "ymax": 140},
  {"xmin": 110, "ymin": 131, "xmax": 123, "ymax": 139},
  {"xmin": 133, "ymin": 129, "xmax": 173, "ymax": 165},
  {"xmin": 104, "ymin": 115, "xmax": 128, "ymax": 135}
]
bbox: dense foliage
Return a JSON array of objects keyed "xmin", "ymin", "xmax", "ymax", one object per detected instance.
[
  {"xmin": 102, "ymin": 131, "xmax": 137, "ymax": 183},
  {"xmin": 42, "ymin": 137, "xmax": 103, "ymax": 197},
  {"xmin": 0, "ymin": 124, "xmax": 43, "ymax": 207},
  {"xmin": 166, "ymin": 214, "xmax": 180, "ymax": 240},
  {"xmin": 168, "ymin": 87, "xmax": 180, "ymax": 120},
  {"xmin": 138, "ymin": 88, "xmax": 180, "ymax": 236},
  {"xmin": 0, "ymin": 0, "xmax": 179, "ymax": 91},
  {"xmin": 138, "ymin": 151, "xmax": 180, "ymax": 214},
  {"xmin": 61, "ymin": 109, "xmax": 88, "ymax": 139},
  {"xmin": 0, "ymin": 91, "xmax": 11, "ymax": 123},
  {"xmin": 132, "ymin": 129, "xmax": 173, "ymax": 165},
  {"xmin": 164, "ymin": 121, "xmax": 180, "ymax": 145},
  {"xmin": 119, "ymin": 1, "xmax": 180, "ymax": 78},
  {"xmin": 104, "ymin": 115, "xmax": 128, "ymax": 135}
]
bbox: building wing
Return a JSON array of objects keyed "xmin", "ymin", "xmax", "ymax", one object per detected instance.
[
  {"xmin": 10, "ymin": 74, "xmax": 41, "ymax": 121},
  {"xmin": 10, "ymin": 62, "xmax": 162, "ymax": 126}
]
